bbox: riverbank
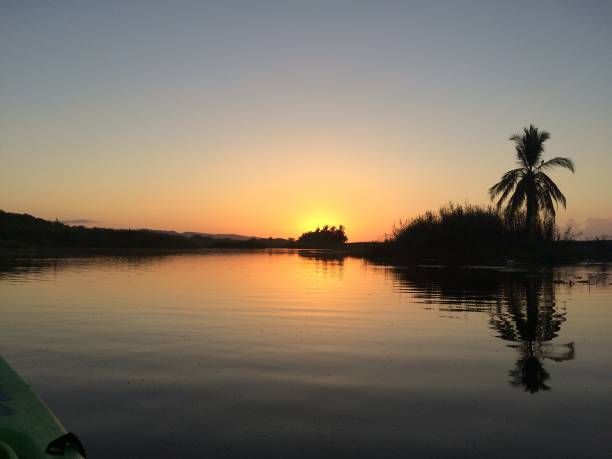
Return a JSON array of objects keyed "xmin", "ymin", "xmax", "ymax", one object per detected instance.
[
  {"xmin": 300, "ymin": 239, "xmax": 612, "ymax": 265},
  {"xmin": 3, "ymin": 240, "xmax": 610, "ymax": 266},
  {"xmin": 2, "ymin": 210, "xmax": 611, "ymax": 265}
]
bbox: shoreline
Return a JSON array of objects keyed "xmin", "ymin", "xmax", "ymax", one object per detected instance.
[{"xmin": 1, "ymin": 240, "xmax": 610, "ymax": 266}]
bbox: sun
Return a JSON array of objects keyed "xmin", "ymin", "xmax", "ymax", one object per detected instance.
[{"xmin": 297, "ymin": 210, "xmax": 344, "ymax": 235}]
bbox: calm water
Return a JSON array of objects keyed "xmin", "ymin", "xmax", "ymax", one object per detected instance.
[{"xmin": 1, "ymin": 251, "xmax": 611, "ymax": 458}]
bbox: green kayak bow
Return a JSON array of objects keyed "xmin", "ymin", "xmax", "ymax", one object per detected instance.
[{"xmin": 0, "ymin": 357, "xmax": 85, "ymax": 459}]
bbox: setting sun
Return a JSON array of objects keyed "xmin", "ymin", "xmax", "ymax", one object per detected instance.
[
  {"xmin": 297, "ymin": 210, "xmax": 346, "ymax": 237},
  {"xmin": 1, "ymin": 2, "xmax": 612, "ymax": 458}
]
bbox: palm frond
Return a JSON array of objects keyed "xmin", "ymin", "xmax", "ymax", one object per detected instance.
[
  {"xmin": 510, "ymin": 134, "xmax": 529, "ymax": 167},
  {"xmin": 489, "ymin": 169, "xmax": 524, "ymax": 211},
  {"xmin": 510, "ymin": 125, "xmax": 550, "ymax": 167},
  {"xmin": 540, "ymin": 156, "xmax": 575, "ymax": 173},
  {"xmin": 489, "ymin": 168, "xmax": 522, "ymax": 198},
  {"xmin": 537, "ymin": 172, "xmax": 567, "ymax": 209},
  {"xmin": 537, "ymin": 182, "xmax": 557, "ymax": 218},
  {"xmin": 532, "ymin": 124, "xmax": 550, "ymax": 142},
  {"xmin": 504, "ymin": 176, "xmax": 528, "ymax": 218}
]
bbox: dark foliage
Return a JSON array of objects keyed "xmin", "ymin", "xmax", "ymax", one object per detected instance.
[
  {"xmin": 388, "ymin": 203, "xmax": 555, "ymax": 261},
  {"xmin": 297, "ymin": 225, "xmax": 347, "ymax": 248},
  {"xmin": 0, "ymin": 211, "xmax": 292, "ymax": 250},
  {"xmin": 0, "ymin": 211, "xmax": 193, "ymax": 249}
]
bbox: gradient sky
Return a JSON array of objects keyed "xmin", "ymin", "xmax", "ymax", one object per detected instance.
[{"xmin": 1, "ymin": 1, "xmax": 611, "ymax": 240}]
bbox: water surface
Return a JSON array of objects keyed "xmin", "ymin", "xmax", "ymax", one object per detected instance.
[{"xmin": 1, "ymin": 251, "xmax": 610, "ymax": 458}]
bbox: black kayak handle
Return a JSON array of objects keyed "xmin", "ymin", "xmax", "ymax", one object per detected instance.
[{"xmin": 46, "ymin": 432, "xmax": 87, "ymax": 457}]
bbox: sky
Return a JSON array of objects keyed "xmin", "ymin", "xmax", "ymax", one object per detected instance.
[{"xmin": 1, "ymin": 1, "xmax": 611, "ymax": 241}]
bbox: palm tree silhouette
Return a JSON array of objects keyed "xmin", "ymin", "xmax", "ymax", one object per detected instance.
[{"xmin": 489, "ymin": 125, "xmax": 575, "ymax": 236}]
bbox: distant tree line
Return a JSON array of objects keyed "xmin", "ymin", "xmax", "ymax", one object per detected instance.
[
  {"xmin": 0, "ymin": 211, "xmax": 352, "ymax": 251},
  {"xmin": 0, "ymin": 211, "xmax": 292, "ymax": 250}
]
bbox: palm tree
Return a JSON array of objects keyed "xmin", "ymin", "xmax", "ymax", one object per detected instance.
[{"xmin": 489, "ymin": 125, "xmax": 575, "ymax": 236}]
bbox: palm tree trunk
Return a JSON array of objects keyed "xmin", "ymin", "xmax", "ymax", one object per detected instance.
[
  {"xmin": 525, "ymin": 174, "xmax": 537, "ymax": 237},
  {"xmin": 526, "ymin": 197, "xmax": 536, "ymax": 237}
]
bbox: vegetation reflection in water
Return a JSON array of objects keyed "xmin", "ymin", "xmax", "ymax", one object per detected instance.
[
  {"xmin": 397, "ymin": 266, "xmax": 607, "ymax": 395},
  {"xmin": 301, "ymin": 251, "xmax": 610, "ymax": 394},
  {"xmin": 1, "ymin": 252, "xmax": 611, "ymax": 458},
  {"xmin": 2, "ymin": 253, "xmax": 609, "ymax": 398}
]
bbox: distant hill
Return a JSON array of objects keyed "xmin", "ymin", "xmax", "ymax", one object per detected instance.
[
  {"xmin": 153, "ymin": 230, "xmax": 254, "ymax": 241},
  {"xmin": 183, "ymin": 232, "xmax": 253, "ymax": 240},
  {"xmin": 0, "ymin": 210, "xmax": 292, "ymax": 250}
]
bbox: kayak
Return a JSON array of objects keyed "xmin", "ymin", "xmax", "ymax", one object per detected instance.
[{"xmin": 0, "ymin": 357, "xmax": 85, "ymax": 459}]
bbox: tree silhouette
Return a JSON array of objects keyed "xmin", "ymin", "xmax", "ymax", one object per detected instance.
[
  {"xmin": 489, "ymin": 125, "xmax": 575, "ymax": 236},
  {"xmin": 297, "ymin": 225, "xmax": 347, "ymax": 247}
]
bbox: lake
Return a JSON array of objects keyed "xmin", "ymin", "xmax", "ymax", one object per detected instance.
[{"xmin": 0, "ymin": 251, "xmax": 610, "ymax": 458}]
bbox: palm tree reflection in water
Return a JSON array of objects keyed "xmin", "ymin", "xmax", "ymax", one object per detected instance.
[
  {"xmin": 391, "ymin": 266, "xmax": 575, "ymax": 393},
  {"xmin": 491, "ymin": 277, "xmax": 574, "ymax": 393}
]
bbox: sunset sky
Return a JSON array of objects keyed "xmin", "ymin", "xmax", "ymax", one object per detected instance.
[{"xmin": 1, "ymin": 1, "xmax": 611, "ymax": 241}]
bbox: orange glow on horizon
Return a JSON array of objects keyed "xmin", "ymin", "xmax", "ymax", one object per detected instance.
[{"xmin": 296, "ymin": 209, "xmax": 346, "ymax": 237}]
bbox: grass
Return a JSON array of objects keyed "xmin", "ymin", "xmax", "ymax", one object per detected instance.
[{"xmin": 386, "ymin": 203, "xmax": 555, "ymax": 262}]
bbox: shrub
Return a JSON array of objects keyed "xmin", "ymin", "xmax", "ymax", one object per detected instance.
[{"xmin": 388, "ymin": 203, "xmax": 554, "ymax": 261}]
